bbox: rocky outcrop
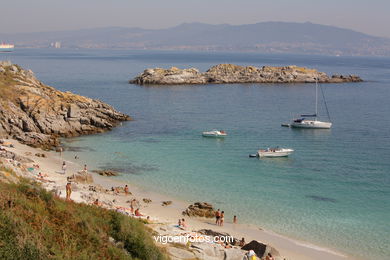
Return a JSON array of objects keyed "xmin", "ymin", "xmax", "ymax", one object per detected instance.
[
  {"xmin": 130, "ymin": 64, "xmax": 362, "ymax": 85},
  {"xmin": 241, "ymin": 240, "xmax": 280, "ymax": 259},
  {"xmin": 182, "ymin": 202, "xmax": 215, "ymax": 218},
  {"xmin": 68, "ymin": 172, "xmax": 94, "ymax": 184},
  {"xmin": 0, "ymin": 62, "xmax": 130, "ymax": 149}
]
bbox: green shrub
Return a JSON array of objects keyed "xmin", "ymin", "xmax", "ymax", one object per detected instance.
[{"xmin": 0, "ymin": 180, "xmax": 168, "ymax": 260}]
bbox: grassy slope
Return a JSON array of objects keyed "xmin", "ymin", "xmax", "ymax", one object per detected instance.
[{"xmin": 0, "ymin": 174, "xmax": 168, "ymax": 260}]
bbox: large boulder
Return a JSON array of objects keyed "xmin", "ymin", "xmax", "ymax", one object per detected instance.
[
  {"xmin": 69, "ymin": 172, "xmax": 94, "ymax": 184},
  {"xmin": 182, "ymin": 202, "xmax": 215, "ymax": 218},
  {"xmin": 241, "ymin": 240, "xmax": 267, "ymax": 258}
]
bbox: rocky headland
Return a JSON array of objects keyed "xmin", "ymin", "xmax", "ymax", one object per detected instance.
[
  {"xmin": 130, "ymin": 64, "xmax": 362, "ymax": 85},
  {"xmin": 0, "ymin": 61, "xmax": 130, "ymax": 149}
]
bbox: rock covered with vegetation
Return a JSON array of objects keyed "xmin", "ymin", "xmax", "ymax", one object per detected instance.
[
  {"xmin": 0, "ymin": 61, "xmax": 130, "ymax": 149},
  {"xmin": 130, "ymin": 64, "xmax": 362, "ymax": 85}
]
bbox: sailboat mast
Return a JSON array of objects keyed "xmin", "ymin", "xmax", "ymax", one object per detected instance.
[{"xmin": 315, "ymin": 77, "xmax": 318, "ymax": 119}]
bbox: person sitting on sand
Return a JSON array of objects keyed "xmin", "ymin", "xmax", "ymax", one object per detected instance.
[
  {"xmin": 224, "ymin": 242, "xmax": 232, "ymax": 249},
  {"xmin": 93, "ymin": 199, "xmax": 101, "ymax": 206},
  {"xmin": 180, "ymin": 218, "xmax": 187, "ymax": 229},
  {"xmin": 239, "ymin": 237, "xmax": 246, "ymax": 247},
  {"xmin": 135, "ymin": 208, "xmax": 143, "ymax": 217},
  {"xmin": 83, "ymin": 164, "xmax": 88, "ymax": 172},
  {"xmin": 265, "ymin": 253, "xmax": 274, "ymax": 260},
  {"xmin": 124, "ymin": 185, "xmax": 129, "ymax": 195},
  {"xmin": 178, "ymin": 219, "xmax": 182, "ymax": 227}
]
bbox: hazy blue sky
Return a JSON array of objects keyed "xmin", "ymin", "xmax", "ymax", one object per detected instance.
[{"xmin": 1, "ymin": 0, "xmax": 389, "ymax": 37}]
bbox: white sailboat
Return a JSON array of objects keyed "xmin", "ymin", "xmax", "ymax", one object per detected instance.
[{"xmin": 290, "ymin": 78, "xmax": 332, "ymax": 129}]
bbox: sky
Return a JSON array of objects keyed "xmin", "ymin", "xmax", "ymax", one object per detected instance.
[{"xmin": 1, "ymin": 0, "xmax": 389, "ymax": 38}]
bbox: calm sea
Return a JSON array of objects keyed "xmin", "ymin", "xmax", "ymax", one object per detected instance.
[{"xmin": 5, "ymin": 49, "xmax": 390, "ymax": 259}]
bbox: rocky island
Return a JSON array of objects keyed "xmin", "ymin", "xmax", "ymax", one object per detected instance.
[
  {"xmin": 0, "ymin": 61, "xmax": 130, "ymax": 149},
  {"xmin": 130, "ymin": 64, "xmax": 362, "ymax": 85}
]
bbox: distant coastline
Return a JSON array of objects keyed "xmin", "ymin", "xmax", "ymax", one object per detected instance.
[{"xmin": 2, "ymin": 21, "xmax": 390, "ymax": 56}]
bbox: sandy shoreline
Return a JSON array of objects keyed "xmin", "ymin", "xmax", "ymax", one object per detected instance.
[{"xmin": 3, "ymin": 139, "xmax": 356, "ymax": 260}]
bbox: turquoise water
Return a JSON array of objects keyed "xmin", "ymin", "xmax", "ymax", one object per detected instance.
[{"xmin": 6, "ymin": 49, "xmax": 390, "ymax": 259}]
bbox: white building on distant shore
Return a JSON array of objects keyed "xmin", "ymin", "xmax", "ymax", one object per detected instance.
[{"xmin": 50, "ymin": 42, "xmax": 62, "ymax": 48}]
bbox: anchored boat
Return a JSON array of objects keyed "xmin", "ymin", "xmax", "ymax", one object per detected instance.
[
  {"xmin": 0, "ymin": 43, "xmax": 14, "ymax": 52},
  {"xmin": 202, "ymin": 130, "xmax": 227, "ymax": 137},
  {"xmin": 290, "ymin": 78, "xmax": 332, "ymax": 129},
  {"xmin": 257, "ymin": 147, "xmax": 294, "ymax": 158}
]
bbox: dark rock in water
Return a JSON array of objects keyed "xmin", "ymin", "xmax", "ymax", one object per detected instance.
[
  {"xmin": 64, "ymin": 146, "xmax": 95, "ymax": 152},
  {"xmin": 0, "ymin": 62, "xmax": 130, "ymax": 149},
  {"xmin": 143, "ymin": 198, "xmax": 152, "ymax": 203},
  {"xmin": 130, "ymin": 64, "xmax": 363, "ymax": 85},
  {"xmin": 161, "ymin": 201, "xmax": 172, "ymax": 206},
  {"xmin": 98, "ymin": 162, "xmax": 158, "ymax": 175},
  {"xmin": 92, "ymin": 169, "xmax": 119, "ymax": 177},
  {"xmin": 35, "ymin": 153, "xmax": 46, "ymax": 158},
  {"xmin": 241, "ymin": 240, "xmax": 267, "ymax": 258},
  {"xmin": 182, "ymin": 202, "xmax": 215, "ymax": 218},
  {"xmin": 306, "ymin": 195, "xmax": 337, "ymax": 203}
]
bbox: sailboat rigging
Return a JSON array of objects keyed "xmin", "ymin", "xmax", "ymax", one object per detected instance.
[{"xmin": 290, "ymin": 77, "xmax": 332, "ymax": 129}]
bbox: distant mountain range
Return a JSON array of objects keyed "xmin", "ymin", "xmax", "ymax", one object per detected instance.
[{"xmin": 1, "ymin": 22, "xmax": 390, "ymax": 56}]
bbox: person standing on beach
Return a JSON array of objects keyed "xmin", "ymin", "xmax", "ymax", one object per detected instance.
[
  {"xmin": 215, "ymin": 209, "xmax": 221, "ymax": 225},
  {"xmin": 220, "ymin": 211, "xmax": 225, "ymax": 226},
  {"xmin": 62, "ymin": 161, "xmax": 67, "ymax": 174},
  {"xmin": 233, "ymin": 215, "xmax": 237, "ymax": 224},
  {"xmin": 65, "ymin": 182, "xmax": 72, "ymax": 201},
  {"xmin": 83, "ymin": 164, "xmax": 88, "ymax": 172}
]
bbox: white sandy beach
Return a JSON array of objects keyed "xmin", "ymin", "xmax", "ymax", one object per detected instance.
[{"xmin": 2, "ymin": 139, "xmax": 356, "ymax": 260}]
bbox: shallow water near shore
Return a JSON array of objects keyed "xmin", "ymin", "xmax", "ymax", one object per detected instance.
[{"xmin": 5, "ymin": 49, "xmax": 390, "ymax": 259}]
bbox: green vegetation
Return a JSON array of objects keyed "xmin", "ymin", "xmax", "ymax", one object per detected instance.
[
  {"xmin": 0, "ymin": 66, "xmax": 19, "ymax": 104},
  {"xmin": 0, "ymin": 178, "xmax": 168, "ymax": 260}
]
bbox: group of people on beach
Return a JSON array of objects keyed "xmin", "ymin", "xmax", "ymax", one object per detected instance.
[
  {"xmin": 215, "ymin": 209, "xmax": 225, "ymax": 226},
  {"xmin": 215, "ymin": 209, "xmax": 239, "ymax": 226}
]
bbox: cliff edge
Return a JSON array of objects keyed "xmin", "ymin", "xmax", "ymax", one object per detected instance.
[
  {"xmin": 0, "ymin": 61, "xmax": 130, "ymax": 149},
  {"xmin": 130, "ymin": 64, "xmax": 362, "ymax": 85}
]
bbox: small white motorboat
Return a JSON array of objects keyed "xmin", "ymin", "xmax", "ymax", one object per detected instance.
[
  {"xmin": 257, "ymin": 147, "xmax": 294, "ymax": 158},
  {"xmin": 202, "ymin": 130, "xmax": 227, "ymax": 137}
]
